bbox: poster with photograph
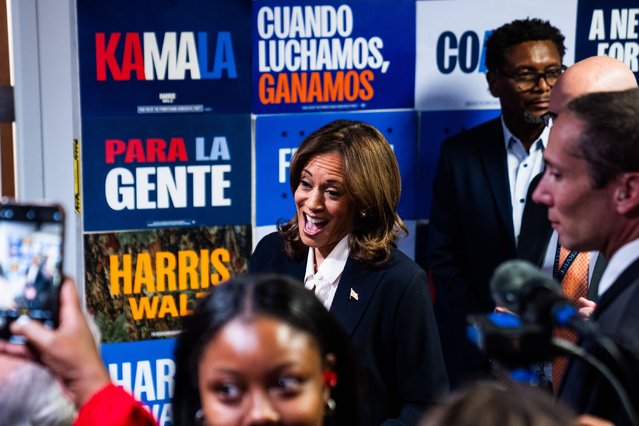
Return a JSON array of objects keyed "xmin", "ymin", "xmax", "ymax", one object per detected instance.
[{"xmin": 84, "ymin": 225, "xmax": 250, "ymax": 343}]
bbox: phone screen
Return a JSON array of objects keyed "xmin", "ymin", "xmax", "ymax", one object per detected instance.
[{"xmin": 0, "ymin": 201, "xmax": 64, "ymax": 341}]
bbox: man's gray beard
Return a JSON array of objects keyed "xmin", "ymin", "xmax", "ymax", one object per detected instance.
[{"xmin": 523, "ymin": 111, "xmax": 543, "ymax": 124}]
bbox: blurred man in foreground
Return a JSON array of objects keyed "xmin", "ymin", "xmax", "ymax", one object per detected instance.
[
  {"xmin": 517, "ymin": 56, "xmax": 638, "ymax": 390},
  {"xmin": 533, "ymin": 88, "xmax": 639, "ymax": 425}
]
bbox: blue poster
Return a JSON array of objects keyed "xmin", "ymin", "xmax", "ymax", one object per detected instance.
[
  {"xmin": 252, "ymin": 0, "xmax": 415, "ymax": 113},
  {"xmin": 102, "ymin": 339, "xmax": 176, "ymax": 426},
  {"xmin": 77, "ymin": 0, "xmax": 252, "ymax": 117},
  {"xmin": 415, "ymin": 0, "xmax": 577, "ymax": 111},
  {"xmin": 255, "ymin": 110, "xmax": 417, "ymax": 227},
  {"xmin": 417, "ymin": 109, "xmax": 500, "ymax": 219},
  {"xmin": 575, "ymin": 0, "xmax": 639, "ymax": 77},
  {"xmin": 82, "ymin": 114, "xmax": 251, "ymax": 232}
]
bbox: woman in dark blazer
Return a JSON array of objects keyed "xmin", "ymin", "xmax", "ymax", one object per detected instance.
[{"xmin": 250, "ymin": 119, "xmax": 448, "ymax": 426}]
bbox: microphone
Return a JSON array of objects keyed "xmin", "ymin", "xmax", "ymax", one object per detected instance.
[
  {"xmin": 490, "ymin": 259, "xmax": 577, "ymax": 327},
  {"xmin": 486, "ymin": 261, "xmax": 639, "ymax": 420},
  {"xmin": 465, "ymin": 260, "xmax": 577, "ymax": 368}
]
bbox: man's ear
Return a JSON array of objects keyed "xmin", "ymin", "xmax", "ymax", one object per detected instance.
[
  {"xmin": 486, "ymin": 70, "xmax": 499, "ymax": 97},
  {"xmin": 615, "ymin": 172, "xmax": 639, "ymax": 215}
]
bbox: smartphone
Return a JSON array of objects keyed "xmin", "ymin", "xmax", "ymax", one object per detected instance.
[{"xmin": 0, "ymin": 199, "xmax": 65, "ymax": 342}]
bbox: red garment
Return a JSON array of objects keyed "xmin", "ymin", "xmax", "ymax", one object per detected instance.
[{"xmin": 74, "ymin": 384, "xmax": 157, "ymax": 426}]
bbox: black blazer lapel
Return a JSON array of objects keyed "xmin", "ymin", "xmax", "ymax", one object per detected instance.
[
  {"xmin": 330, "ymin": 259, "xmax": 380, "ymax": 336},
  {"xmin": 477, "ymin": 120, "xmax": 515, "ymax": 245},
  {"xmin": 518, "ymin": 173, "xmax": 553, "ymax": 266},
  {"xmin": 285, "ymin": 259, "xmax": 306, "ymax": 281},
  {"xmin": 588, "ymin": 254, "xmax": 607, "ymax": 300}
]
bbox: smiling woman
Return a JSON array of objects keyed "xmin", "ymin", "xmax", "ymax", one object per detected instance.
[
  {"xmin": 278, "ymin": 119, "xmax": 408, "ymax": 268},
  {"xmin": 294, "ymin": 151, "xmax": 356, "ymax": 266},
  {"xmin": 250, "ymin": 119, "xmax": 449, "ymax": 425}
]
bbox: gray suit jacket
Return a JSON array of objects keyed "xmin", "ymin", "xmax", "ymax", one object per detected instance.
[{"xmin": 558, "ymin": 257, "xmax": 639, "ymax": 425}]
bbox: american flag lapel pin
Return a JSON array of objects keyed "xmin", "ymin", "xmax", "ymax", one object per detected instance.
[{"xmin": 349, "ymin": 288, "xmax": 359, "ymax": 301}]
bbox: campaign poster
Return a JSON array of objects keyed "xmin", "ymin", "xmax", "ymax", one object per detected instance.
[
  {"xmin": 84, "ymin": 225, "xmax": 250, "ymax": 343},
  {"xmin": 575, "ymin": 0, "xmax": 639, "ymax": 77},
  {"xmin": 81, "ymin": 114, "xmax": 251, "ymax": 232},
  {"xmin": 252, "ymin": 0, "xmax": 415, "ymax": 113},
  {"xmin": 415, "ymin": 0, "xmax": 577, "ymax": 111},
  {"xmin": 77, "ymin": 0, "xmax": 251, "ymax": 117},
  {"xmin": 102, "ymin": 338, "xmax": 176, "ymax": 426},
  {"xmin": 417, "ymin": 109, "xmax": 500, "ymax": 219},
  {"xmin": 254, "ymin": 110, "xmax": 417, "ymax": 226}
]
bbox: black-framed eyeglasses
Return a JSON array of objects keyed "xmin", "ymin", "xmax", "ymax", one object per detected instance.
[
  {"xmin": 540, "ymin": 111, "xmax": 557, "ymax": 127},
  {"xmin": 496, "ymin": 65, "xmax": 567, "ymax": 91}
]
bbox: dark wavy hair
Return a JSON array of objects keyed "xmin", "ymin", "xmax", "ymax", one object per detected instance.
[
  {"xmin": 278, "ymin": 119, "xmax": 407, "ymax": 267},
  {"xmin": 484, "ymin": 18, "xmax": 566, "ymax": 71},
  {"xmin": 172, "ymin": 273, "xmax": 362, "ymax": 426}
]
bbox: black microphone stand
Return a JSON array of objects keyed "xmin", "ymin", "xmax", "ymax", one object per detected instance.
[
  {"xmin": 552, "ymin": 337, "xmax": 638, "ymax": 425},
  {"xmin": 468, "ymin": 310, "xmax": 639, "ymax": 425}
]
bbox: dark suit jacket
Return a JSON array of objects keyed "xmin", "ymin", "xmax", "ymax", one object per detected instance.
[
  {"xmin": 250, "ymin": 232, "xmax": 449, "ymax": 426},
  {"xmin": 517, "ymin": 174, "xmax": 552, "ymax": 267},
  {"xmin": 427, "ymin": 117, "xmax": 516, "ymax": 386},
  {"xmin": 558, "ymin": 257, "xmax": 639, "ymax": 425}
]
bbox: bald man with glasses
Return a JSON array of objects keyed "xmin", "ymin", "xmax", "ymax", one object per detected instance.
[{"xmin": 519, "ymin": 55, "xmax": 638, "ymax": 298}]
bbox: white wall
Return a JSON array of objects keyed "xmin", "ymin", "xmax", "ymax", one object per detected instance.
[{"xmin": 9, "ymin": 0, "xmax": 81, "ymax": 283}]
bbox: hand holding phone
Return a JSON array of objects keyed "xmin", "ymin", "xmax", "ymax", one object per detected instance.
[
  {"xmin": 0, "ymin": 199, "xmax": 64, "ymax": 342},
  {"xmin": 2, "ymin": 279, "xmax": 112, "ymax": 408}
]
